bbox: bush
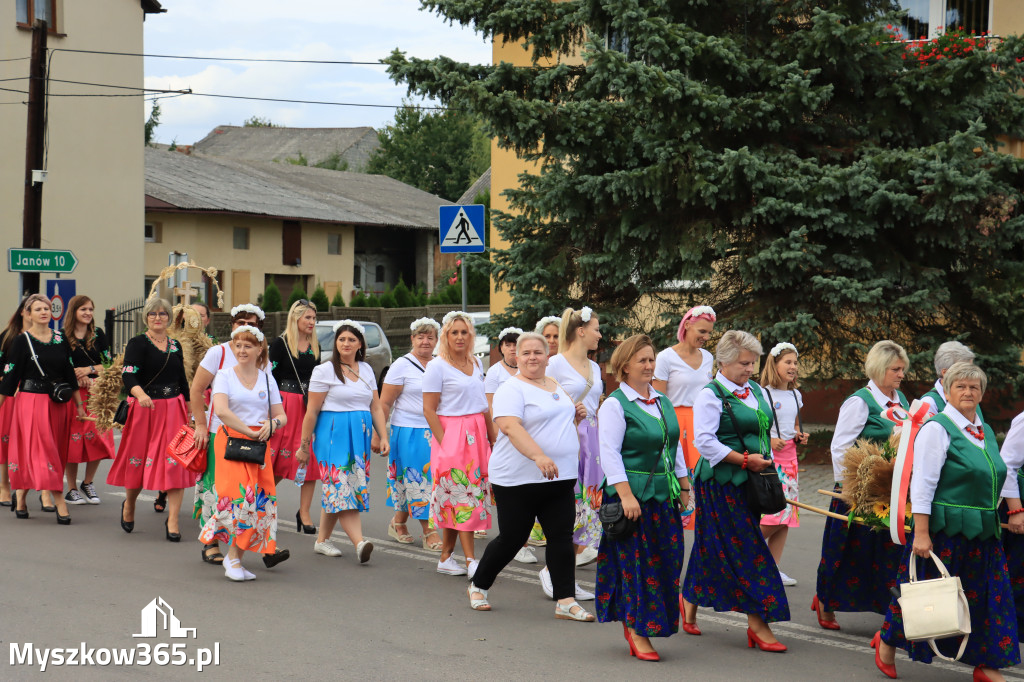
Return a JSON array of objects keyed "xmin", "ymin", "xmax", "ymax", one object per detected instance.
[
  {"xmin": 310, "ymin": 284, "xmax": 330, "ymax": 312},
  {"xmin": 379, "ymin": 289, "xmax": 399, "ymax": 308},
  {"xmin": 365, "ymin": 293, "xmax": 381, "ymax": 307},
  {"xmin": 262, "ymin": 277, "xmax": 283, "ymax": 313},
  {"xmin": 349, "ymin": 292, "xmax": 367, "ymax": 307},
  {"xmin": 393, "ymin": 278, "xmax": 417, "ymax": 307},
  {"xmin": 330, "ymin": 288, "xmax": 345, "ymax": 307}
]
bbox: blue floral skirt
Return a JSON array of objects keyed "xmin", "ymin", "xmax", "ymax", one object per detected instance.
[
  {"xmin": 596, "ymin": 499, "xmax": 683, "ymax": 638},
  {"xmin": 999, "ymin": 502, "xmax": 1024, "ymax": 639},
  {"xmin": 386, "ymin": 425, "xmax": 432, "ymax": 520},
  {"xmin": 314, "ymin": 410, "xmax": 370, "ymax": 513},
  {"xmin": 881, "ymin": 532, "xmax": 1020, "ymax": 669},
  {"xmin": 816, "ymin": 489, "xmax": 903, "ymax": 614},
  {"xmin": 682, "ymin": 477, "xmax": 789, "ymax": 623}
]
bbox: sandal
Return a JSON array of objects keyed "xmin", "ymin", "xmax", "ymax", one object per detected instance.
[
  {"xmin": 154, "ymin": 491, "xmax": 167, "ymax": 513},
  {"xmin": 555, "ymin": 600, "xmax": 595, "ymax": 622},
  {"xmin": 467, "ymin": 583, "xmax": 491, "ymax": 611},
  {"xmin": 201, "ymin": 543, "xmax": 224, "ymax": 565},
  {"xmin": 423, "ymin": 530, "xmax": 443, "ymax": 552},
  {"xmin": 387, "ymin": 518, "xmax": 415, "ymax": 544}
]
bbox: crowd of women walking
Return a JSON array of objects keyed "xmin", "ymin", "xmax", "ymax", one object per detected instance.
[{"xmin": 1, "ymin": 292, "xmax": 1022, "ymax": 680}]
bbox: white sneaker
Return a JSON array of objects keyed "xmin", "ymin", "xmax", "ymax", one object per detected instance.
[
  {"xmin": 437, "ymin": 556, "xmax": 468, "ymax": 576},
  {"xmin": 64, "ymin": 489, "xmax": 87, "ymax": 505},
  {"xmin": 539, "ymin": 566, "xmax": 554, "ymax": 598},
  {"xmin": 356, "ymin": 540, "xmax": 374, "ymax": 564},
  {"xmin": 779, "ymin": 570, "xmax": 797, "ymax": 587},
  {"xmin": 575, "ymin": 546, "xmax": 598, "ymax": 567},
  {"xmin": 314, "ymin": 540, "xmax": 342, "ymax": 557},
  {"xmin": 514, "ymin": 547, "xmax": 538, "ymax": 564},
  {"xmin": 242, "ymin": 567, "xmax": 256, "ymax": 581},
  {"xmin": 468, "ymin": 559, "xmax": 479, "ymax": 580},
  {"xmin": 223, "ymin": 558, "xmax": 245, "ymax": 582},
  {"xmin": 574, "ymin": 583, "xmax": 595, "ymax": 601}
]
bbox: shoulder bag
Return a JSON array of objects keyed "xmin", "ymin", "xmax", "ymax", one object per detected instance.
[
  {"xmin": 24, "ymin": 332, "xmax": 75, "ymax": 404},
  {"xmin": 114, "ymin": 337, "xmax": 171, "ymax": 426},
  {"xmin": 711, "ymin": 383, "xmax": 786, "ymax": 516},
  {"xmin": 223, "ymin": 372, "xmax": 272, "ymax": 465},
  {"xmin": 897, "ymin": 550, "xmax": 971, "ymax": 661}
]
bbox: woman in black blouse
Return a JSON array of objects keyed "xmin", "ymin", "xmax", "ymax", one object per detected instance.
[
  {"xmin": 105, "ymin": 297, "xmax": 192, "ymax": 540},
  {"xmin": 268, "ymin": 299, "xmax": 321, "ymax": 534},
  {"xmin": 0, "ymin": 297, "xmax": 30, "ymax": 507},
  {"xmin": 0, "ymin": 294, "xmax": 85, "ymax": 523},
  {"xmin": 61, "ymin": 295, "xmax": 114, "ymax": 506}
]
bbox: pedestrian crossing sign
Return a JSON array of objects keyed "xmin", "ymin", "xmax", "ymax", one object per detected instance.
[{"xmin": 439, "ymin": 204, "xmax": 486, "ymax": 253}]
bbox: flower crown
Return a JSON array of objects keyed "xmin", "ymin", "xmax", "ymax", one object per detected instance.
[
  {"xmin": 534, "ymin": 316, "xmax": 562, "ymax": 333},
  {"xmin": 333, "ymin": 319, "xmax": 366, "ymax": 336},
  {"xmin": 770, "ymin": 342, "xmax": 798, "ymax": 357},
  {"xmin": 410, "ymin": 317, "xmax": 441, "ymax": 333},
  {"xmin": 442, "ymin": 310, "xmax": 474, "ymax": 328},
  {"xmin": 231, "ymin": 325, "xmax": 265, "ymax": 342},
  {"xmin": 497, "ymin": 327, "xmax": 524, "ymax": 342},
  {"xmin": 229, "ymin": 303, "xmax": 265, "ymax": 320},
  {"xmin": 687, "ymin": 305, "xmax": 716, "ymax": 321},
  {"xmin": 580, "ymin": 306, "xmax": 593, "ymax": 323}
]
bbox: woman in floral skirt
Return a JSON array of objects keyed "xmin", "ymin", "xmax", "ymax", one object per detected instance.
[{"xmin": 299, "ymin": 320, "xmax": 388, "ymax": 564}]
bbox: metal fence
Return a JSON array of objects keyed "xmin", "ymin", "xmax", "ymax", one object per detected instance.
[{"xmin": 104, "ymin": 297, "xmax": 146, "ymax": 356}]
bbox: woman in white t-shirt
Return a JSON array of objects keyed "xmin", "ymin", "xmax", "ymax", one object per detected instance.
[
  {"xmin": 376, "ymin": 317, "xmax": 441, "ymax": 550},
  {"xmin": 422, "ymin": 311, "xmax": 496, "ymax": 578},
  {"xmin": 199, "ymin": 325, "xmax": 287, "ymax": 582},
  {"xmin": 299, "ymin": 321, "xmax": 389, "ymax": 564},
  {"xmin": 758, "ymin": 343, "xmax": 809, "ymax": 587},
  {"xmin": 467, "ymin": 332, "xmax": 594, "ymax": 622}
]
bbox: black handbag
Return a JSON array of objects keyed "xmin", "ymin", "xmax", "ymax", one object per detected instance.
[
  {"xmin": 712, "ymin": 383, "xmax": 787, "ymax": 517},
  {"xmin": 223, "ymin": 373, "xmax": 272, "ymax": 465},
  {"xmin": 114, "ymin": 338, "xmax": 172, "ymax": 426},
  {"xmin": 24, "ymin": 332, "xmax": 74, "ymax": 404}
]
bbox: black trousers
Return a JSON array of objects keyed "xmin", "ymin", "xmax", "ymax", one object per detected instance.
[{"xmin": 471, "ymin": 479, "xmax": 576, "ymax": 600}]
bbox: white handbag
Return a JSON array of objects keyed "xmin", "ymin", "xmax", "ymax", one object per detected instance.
[{"xmin": 897, "ymin": 550, "xmax": 971, "ymax": 661}]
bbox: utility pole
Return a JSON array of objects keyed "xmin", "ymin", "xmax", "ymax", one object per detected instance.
[{"xmin": 21, "ymin": 19, "xmax": 47, "ymax": 296}]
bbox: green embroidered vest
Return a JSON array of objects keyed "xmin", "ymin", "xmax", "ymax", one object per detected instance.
[
  {"xmin": 603, "ymin": 390, "xmax": 681, "ymax": 504},
  {"xmin": 694, "ymin": 381, "xmax": 773, "ymax": 487},
  {"xmin": 928, "ymin": 413, "xmax": 1005, "ymax": 541},
  {"xmin": 852, "ymin": 387, "xmax": 908, "ymax": 444}
]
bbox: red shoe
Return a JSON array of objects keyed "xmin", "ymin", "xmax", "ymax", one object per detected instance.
[
  {"xmin": 872, "ymin": 632, "xmax": 897, "ymax": 679},
  {"xmin": 973, "ymin": 666, "xmax": 994, "ymax": 682},
  {"xmin": 812, "ymin": 595, "xmax": 841, "ymax": 631},
  {"xmin": 747, "ymin": 627, "xmax": 787, "ymax": 653},
  {"xmin": 680, "ymin": 595, "xmax": 701, "ymax": 635},
  {"xmin": 623, "ymin": 623, "xmax": 660, "ymax": 662}
]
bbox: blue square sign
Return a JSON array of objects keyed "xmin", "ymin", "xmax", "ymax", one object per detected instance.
[{"xmin": 439, "ymin": 204, "xmax": 486, "ymax": 253}]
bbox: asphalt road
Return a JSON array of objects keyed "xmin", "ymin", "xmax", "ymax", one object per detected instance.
[{"xmin": 1, "ymin": 461, "xmax": 1020, "ymax": 681}]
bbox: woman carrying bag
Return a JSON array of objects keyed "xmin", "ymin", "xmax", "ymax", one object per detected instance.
[{"xmin": 874, "ymin": 363, "xmax": 1018, "ymax": 681}]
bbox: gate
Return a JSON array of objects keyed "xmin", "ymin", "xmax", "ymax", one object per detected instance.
[{"xmin": 104, "ymin": 296, "xmax": 145, "ymax": 356}]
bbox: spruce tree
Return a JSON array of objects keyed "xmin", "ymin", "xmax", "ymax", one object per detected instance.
[{"xmin": 262, "ymin": 277, "xmax": 283, "ymax": 313}]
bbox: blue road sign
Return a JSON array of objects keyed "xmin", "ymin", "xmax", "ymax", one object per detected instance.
[
  {"xmin": 439, "ymin": 204, "xmax": 486, "ymax": 253},
  {"xmin": 46, "ymin": 278, "xmax": 76, "ymax": 332}
]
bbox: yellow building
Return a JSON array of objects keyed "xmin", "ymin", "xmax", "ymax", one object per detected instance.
[{"xmin": 0, "ymin": 0, "xmax": 163, "ymax": 314}]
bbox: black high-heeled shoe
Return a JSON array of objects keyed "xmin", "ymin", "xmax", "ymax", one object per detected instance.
[
  {"xmin": 14, "ymin": 492, "xmax": 28, "ymax": 519},
  {"xmin": 164, "ymin": 517, "xmax": 181, "ymax": 542},
  {"xmin": 120, "ymin": 500, "xmax": 134, "ymax": 533},
  {"xmin": 296, "ymin": 510, "xmax": 316, "ymax": 534},
  {"xmin": 56, "ymin": 511, "xmax": 71, "ymax": 525},
  {"xmin": 154, "ymin": 491, "xmax": 167, "ymax": 513},
  {"xmin": 40, "ymin": 494, "xmax": 56, "ymax": 513}
]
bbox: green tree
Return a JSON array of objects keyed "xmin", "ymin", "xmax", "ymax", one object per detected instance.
[
  {"xmin": 386, "ymin": 3, "xmax": 1024, "ymax": 382},
  {"xmin": 287, "ymin": 285, "xmax": 308, "ymax": 310},
  {"xmin": 144, "ymin": 102, "xmax": 161, "ymax": 146},
  {"xmin": 365, "ymin": 293, "xmax": 382, "ymax": 307},
  {"xmin": 392, "ymin": 277, "xmax": 417, "ymax": 307},
  {"xmin": 365, "ymin": 102, "xmax": 490, "ymax": 201},
  {"xmin": 379, "ymin": 288, "xmax": 399, "ymax": 308},
  {"xmin": 262, "ymin": 277, "xmax": 283, "ymax": 313},
  {"xmin": 331, "ymin": 288, "xmax": 345, "ymax": 307},
  {"xmin": 350, "ymin": 291, "xmax": 368, "ymax": 307},
  {"xmin": 243, "ymin": 115, "xmax": 278, "ymax": 128},
  {"xmin": 310, "ymin": 284, "xmax": 330, "ymax": 311}
]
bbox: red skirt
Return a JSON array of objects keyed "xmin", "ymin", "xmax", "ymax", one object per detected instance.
[
  {"xmin": 0, "ymin": 394, "xmax": 15, "ymax": 466},
  {"xmin": 269, "ymin": 391, "xmax": 321, "ymax": 482},
  {"xmin": 7, "ymin": 392, "xmax": 73, "ymax": 491},
  {"xmin": 106, "ymin": 395, "xmax": 194, "ymax": 490},
  {"xmin": 67, "ymin": 386, "xmax": 115, "ymax": 463}
]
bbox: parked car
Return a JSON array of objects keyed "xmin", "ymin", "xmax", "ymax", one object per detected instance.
[
  {"xmin": 315, "ymin": 320, "xmax": 392, "ymax": 389},
  {"xmin": 433, "ymin": 311, "xmax": 490, "ymax": 359}
]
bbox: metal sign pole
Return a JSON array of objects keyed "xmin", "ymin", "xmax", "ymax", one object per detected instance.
[{"xmin": 461, "ymin": 258, "xmax": 468, "ymax": 312}]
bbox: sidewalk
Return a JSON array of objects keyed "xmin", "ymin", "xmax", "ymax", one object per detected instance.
[{"xmin": 796, "ymin": 463, "xmax": 837, "ymax": 512}]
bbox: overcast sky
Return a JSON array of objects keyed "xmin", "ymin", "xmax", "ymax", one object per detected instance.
[{"xmin": 143, "ymin": 1, "xmax": 492, "ymax": 145}]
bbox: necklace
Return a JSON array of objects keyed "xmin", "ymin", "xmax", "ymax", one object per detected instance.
[
  {"xmin": 522, "ymin": 375, "xmax": 548, "ymax": 389},
  {"xmin": 236, "ymin": 367, "xmax": 259, "ymax": 390},
  {"xmin": 502, "ymin": 357, "xmax": 517, "ymax": 370}
]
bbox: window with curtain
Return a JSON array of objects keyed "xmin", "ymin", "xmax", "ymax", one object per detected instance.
[
  {"xmin": 16, "ymin": 0, "xmax": 55, "ymax": 27},
  {"xmin": 892, "ymin": 0, "xmax": 989, "ymax": 40}
]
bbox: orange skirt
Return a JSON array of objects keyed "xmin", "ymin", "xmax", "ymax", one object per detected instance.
[{"xmin": 675, "ymin": 405, "xmax": 699, "ymax": 530}]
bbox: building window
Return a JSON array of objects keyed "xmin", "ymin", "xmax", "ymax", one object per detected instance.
[
  {"xmin": 233, "ymin": 226, "xmax": 250, "ymax": 250},
  {"xmin": 327, "ymin": 233, "xmax": 341, "ymax": 255},
  {"xmin": 16, "ymin": 0, "xmax": 58, "ymax": 30},
  {"xmin": 892, "ymin": 1, "xmax": 990, "ymax": 40},
  {"xmin": 354, "ymin": 265, "xmax": 362, "ymax": 286},
  {"xmin": 375, "ymin": 265, "xmax": 385, "ymax": 283},
  {"xmin": 144, "ymin": 276, "xmax": 157, "ymax": 298},
  {"xmin": 144, "ymin": 223, "xmax": 161, "ymax": 243}
]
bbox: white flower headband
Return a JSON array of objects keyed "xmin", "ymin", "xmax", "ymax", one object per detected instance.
[
  {"xmin": 231, "ymin": 325, "xmax": 265, "ymax": 342},
  {"xmin": 534, "ymin": 316, "xmax": 562, "ymax": 333},
  {"xmin": 410, "ymin": 317, "xmax": 441, "ymax": 333},
  {"xmin": 229, "ymin": 303, "xmax": 266, "ymax": 320},
  {"xmin": 770, "ymin": 342, "xmax": 798, "ymax": 357},
  {"xmin": 498, "ymin": 327, "xmax": 524, "ymax": 342},
  {"xmin": 580, "ymin": 306, "xmax": 593, "ymax": 323},
  {"xmin": 442, "ymin": 310, "xmax": 474, "ymax": 328},
  {"xmin": 333, "ymin": 319, "xmax": 367, "ymax": 336},
  {"xmin": 689, "ymin": 305, "xmax": 716, "ymax": 320}
]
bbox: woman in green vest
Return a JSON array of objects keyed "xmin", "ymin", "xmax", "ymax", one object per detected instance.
[
  {"xmin": 920, "ymin": 341, "xmax": 975, "ymax": 417},
  {"xmin": 594, "ymin": 334, "xmax": 689, "ymax": 662},
  {"xmin": 681, "ymin": 330, "xmax": 790, "ymax": 653},
  {"xmin": 874, "ymin": 363, "xmax": 1018, "ymax": 681},
  {"xmin": 814, "ymin": 340, "xmax": 908, "ymax": 630}
]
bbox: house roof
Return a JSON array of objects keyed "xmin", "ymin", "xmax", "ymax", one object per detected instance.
[
  {"xmin": 144, "ymin": 148, "xmax": 451, "ymax": 230},
  {"xmin": 192, "ymin": 125, "xmax": 380, "ymax": 169},
  {"xmin": 457, "ymin": 167, "xmax": 491, "ymax": 205},
  {"xmin": 142, "ymin": 0, "xmax": 165, "ymax": 14}
]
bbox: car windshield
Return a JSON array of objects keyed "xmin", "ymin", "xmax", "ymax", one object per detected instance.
[{"xmin": 317, "ymin": 324, "xmax": 381, "ymax": 350}]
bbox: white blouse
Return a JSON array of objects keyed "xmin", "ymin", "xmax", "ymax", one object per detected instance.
[
  {"xmin": 829, "ymin": 380, "xmax": 900, "ymax": 483},
  {"xmin": 910, "ymin": 404, "xmax": 987, "ymax": 514},
  {"xmin": 383, "ymin": 354, "xmax": 430, "ymax": 429},
  {"xmin": 309, "ymin": 361, "xmax": 375, "ymax": 412},
  {"xmin": 421, "ymin": 356, "xmax": 488, "ymax": 416},
  {"xmin": 920, "ymin": 379, "xmax": 946, "ymax": 417},
  {"xmin": 692, "ymin": 372, "xmax": 763, "ymax": 467},
  {"xmin": 1000, "ymin": 410, "xmax": 1024, "ymax": 499},
  {"xmin": 546, "ymin": 354, "xmax": 603, "ymax": 418},
  {"xmin": 597, "ymin": 382, "xmax": 687, "ymax": 486},
  {"xmin": 653, "ymin": 347, "xmax": 714, "ymax": 407},
  {"xmin": 484, "ymin": 361, "xmax": 516, "ymax": 395},
  {"xmin": 762, "ymin": 386, "xmax": 804, "ymax": 441},
  {"xmin": 200, "ymin": 342, "xmax": 237, "ymax": 433},
  {"xmin": 211, "ymin": 367, "xmax": 282, "ymax": 427}
]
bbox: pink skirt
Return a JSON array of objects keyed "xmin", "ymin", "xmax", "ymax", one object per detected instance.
[
  {"xmin": 67, "ymin": 386, "xmax": 115, "ymax": 464},
  {"xmin": 106, "ymin": 395, "xmax": 194, "ymax": 491},
  {"xmin": 429, "ymin": 413, "xmax": 491, "ymax": 531},
  {"xmin": 760, "ymin": 439, "xmax": 799, "ymax": 527},
  {"xmin": 0, "ymin": 394, "xmax": 15, "ymax": 466},
  {"xmin": 270, "ymin": 391, "xmax": 321, "ymax": 482},
  {"xmin": 7, "ymin": 392, "xmax": 72, "ymax": 491}
]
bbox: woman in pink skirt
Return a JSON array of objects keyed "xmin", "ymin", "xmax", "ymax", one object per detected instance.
[
  {"xmin": 0, "ymin": 294, "xmax": 85, "ymax": 523},
  {"xmin": 422, "ymin": 310, "xmax": 497, "ymax": 578},
  {"xmin": 61, "ymin": 295, "xmax": 115, "ymax": 506},
  {"xmin": 0, "ymin": 297, "xmax": 30, "ymax": 507},
  {"xmin": 758, "ymin": 342, "xmax": 810, "ymax": 587},
  {"xmin": 106, "ymin": 297, "xmax": 193, "ymax": 540}
]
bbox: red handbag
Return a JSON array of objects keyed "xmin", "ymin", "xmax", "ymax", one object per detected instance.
[{"xmin": 167, "ymin": 425, "xmax": 207, "ymax": 473}]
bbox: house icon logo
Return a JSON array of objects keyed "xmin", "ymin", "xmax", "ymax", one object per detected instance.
[{"xmin": 133, "ymin": 597, "xmax": 197, "ymax": 639}]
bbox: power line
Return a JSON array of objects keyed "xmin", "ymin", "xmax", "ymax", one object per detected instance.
[
  {"xmin": 49, "ymin": 48, "xmax": 385, "ymax": 66},
  {"xmin": 0, "ymin": 56, "xmax": 30, "ymax": 62}
]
